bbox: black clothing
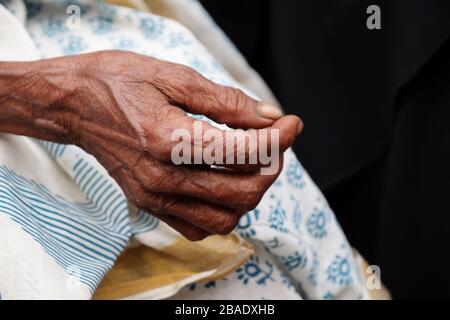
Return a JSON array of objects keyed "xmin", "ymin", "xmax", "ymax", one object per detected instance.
[{"xmin": 200, "ymin": 0, "xmax": 450, "ymax": 299}]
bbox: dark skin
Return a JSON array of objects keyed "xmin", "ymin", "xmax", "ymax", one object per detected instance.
[{"xmin": 0, "ymin": 50, "xmax": 303, "ymax": 241}]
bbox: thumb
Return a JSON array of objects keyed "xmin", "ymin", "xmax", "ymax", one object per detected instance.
[{"xmin": 156, "ymin": 64, "xmax": 283, "ymax": 129}]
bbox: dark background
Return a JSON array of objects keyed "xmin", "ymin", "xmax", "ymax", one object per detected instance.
[{"xmin": 200, "ymin": 0, "xmax": 450, "ymax": 299}]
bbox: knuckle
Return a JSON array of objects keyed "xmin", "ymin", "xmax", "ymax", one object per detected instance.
[
  {"xmin": 135, "ymin": 166, "xmax": 167, "ymax": 192},
  {"xmin": 242, "ymin": 194, "xmax": 262, "ymax": 212},
  {"xmin": 185, "ymin": 230, "xmax": 209, "ymax": 242},
  {"xmin": 131, "ymin": 187, "xmax": 148, "ymax": 209},
  {"xmin": 154, "ymin": 63, "xmax": 193, "ymax": 97},
  {"xmin": 160, "ymin": 197, "xmax": 183, "ymax": 214},
  {"xmin": 156, "ymin": 196, "xmax": 185, "ymax": 216},
  {"xmin": 233, "ymin": 182, "xmax": 265, "ymax": 212},
  {"xmin": 158, "ymin": 144, "xmax": 175, "ymax": 162},
  {"xmin": 229, "ymin": 87, "xmax": 252, "ymax": 111},
  {"xmin": 143, "ymin": 193, "xmax": 165, "ymax": 213},
  {"xmin": 148, "ymin": 132, "xmax": 175, "ymax": 163},
  {"xmin": 215, "ymin": 214, "xmax": 240, "ymax": 235},
  {"xmin": 173, "ymin": 64, "xmax": 196, "ymax": 87}
]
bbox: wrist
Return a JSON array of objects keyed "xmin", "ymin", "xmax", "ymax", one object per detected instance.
[{"xmin": 0, "ymin": 57, "xmax": 84, "ymax": 144}]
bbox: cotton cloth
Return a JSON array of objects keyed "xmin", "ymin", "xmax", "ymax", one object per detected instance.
[{"xmin": 0, "ymin": 0, "xmax": 368, "ymax": 300}]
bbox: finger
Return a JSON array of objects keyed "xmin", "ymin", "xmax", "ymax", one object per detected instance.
[
  {"xmin": 86, "ymin": 121, "xmax": 282, "ymax": 211},
  {"xmin": 221, "ymin": 115, "xmax": 303, "ymax": 171},
  {"xmin": 153, "ymin": 63, "xmax": 283, "ymax": 128},
  {"xmin": 115, "ymin": 169, "xmax": 211, "ymax": 241},
  {"xmin": 153, "ymin": 213, "xmax": 211, "ymax": 241},
  {"xmin": 151, "ymin": 109, "xmax": 302, "ymax": 170},
  {"xmin": 140, "ymin": 192, "xmax": 243, "ymax": 235},
  {"xmin": 133, "ymin": 156, "xmax": 284, "ymax": 211},
  {"xmin": 116, "ymin": 169, "xmax": 241, "ymax": 235}
]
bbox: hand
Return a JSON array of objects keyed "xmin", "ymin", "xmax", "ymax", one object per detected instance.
[{"xmin": 0, "ymin": 50, "xmax": 303, "ymax": 240}]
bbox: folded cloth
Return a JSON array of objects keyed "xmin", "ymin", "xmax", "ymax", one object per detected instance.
[{"xmin": 0, "ymin": 0, "xmax": 369, "ymax": 300}]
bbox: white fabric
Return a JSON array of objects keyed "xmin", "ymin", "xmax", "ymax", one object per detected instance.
[{"xmin": 0, "ymin": 0, "xmax": 369, "ymax": 300}]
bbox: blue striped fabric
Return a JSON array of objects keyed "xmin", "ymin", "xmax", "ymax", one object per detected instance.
[
  {"xmin": 0, "ymin": 141, "xmax": 160, "ymax": 292},
  {"xmin": 39, "ymin": 140, "xmax": 67, "ymax": 159},
  {"xmin": 130, "ymin": 210, "xmax": 159, "ymax": 233},
  {"xmin": 39, "ymin": 140, "xmax": 159, "ymax": 234},
  {"xmin": 72, "ymin": 157, "xmax": 131, "ymax": 235},
  {"xmin": 69, "ymin": 152, "xmax": 159, "ymax": 235},
  {"xmin": 0, "ymin": 165, "xmax": 126, "ymax": 292}
]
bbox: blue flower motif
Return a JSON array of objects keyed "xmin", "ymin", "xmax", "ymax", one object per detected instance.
[
  {"xmin": 88, "ymin": 16, "xmax": 117, "ymax": 34},
  {"xmin": 306, "ymin": 206, "xmax": 329, "ymax": 239},
  {"xmin": 42, "ymin": 17, "xmax": 66, "ymax": 37},
  {"xmin": 139, "ymin": 16, "xmax": 164, "ymax": 40},
  {"xmin": 266, "ymin": 237, "xmax": 284, "ymax": 249},
  {"xmin": 58, "ymin": 35, "xmax": 88, "ymax": 55},
  {"xmin": 189, "ymin": 280, "xmax": 217, "ymax": 291},
  {"xmin": 268, "ymin": 199, "xmax": 289, "ymax": 233},
  {"xmin": 291, "ymin": 196, "xmax": 302, "ymax": 232},
  {"xmin": 110, "ymin": 36, "xmax": 136, "ymax": 50},
  {"xmin": 236, "ymin": 256, "xmax": 274, "ymax": 286},
  {"xmin": 188, "ymin": 56, "xmax": 208, "ymax": 74},
  {"xmin": 280, "ymin": 273, "xmax": 293, "ymax": 289},
  {"xmin": 308, "ymin": 253, "xmax": 319, "ymax": 286},
  {"xmin": 326, "ymin": 255, "xmax": 353, "ymax": 286},
  {"xmin": 237, "ymin": 209, "xmax": 260, "ymax": 238},
  {"xmin": 286, "ymin": 160, "xmax": 305, "ymax": 189},
  {"xmin": 165, "ymin": 32, "xmax": 191, "ymax": 48},
  {"xmin": 279, "ymin": 251, "xmax": 307, "ymax": 271},
  {"xmin": 323, "ymin": 292, "xmax": 334, "ymax": 300}
]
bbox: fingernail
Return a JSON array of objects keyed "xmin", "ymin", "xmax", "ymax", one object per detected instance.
[
  {"xmin": 257, "ymin": 103, "xmax": 283, "ymax": 120},
  {"xmin": 297, "ymin": 119, "xmax": 304, "ymax": 135}
]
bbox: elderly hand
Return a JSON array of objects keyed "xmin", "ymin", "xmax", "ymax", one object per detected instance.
[{"xmin": 0, "ymin": 50, "xmax": 303, "ymax": 240}]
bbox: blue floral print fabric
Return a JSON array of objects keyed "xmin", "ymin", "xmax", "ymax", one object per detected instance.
[{"xmin": 0, "ymin": 0, "xmax": 368, "ymax": 299}]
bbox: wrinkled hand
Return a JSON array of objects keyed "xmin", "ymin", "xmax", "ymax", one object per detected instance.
[{"xmin": 60, "ymin": 51, "xmax": 303, "ymax": 240}]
